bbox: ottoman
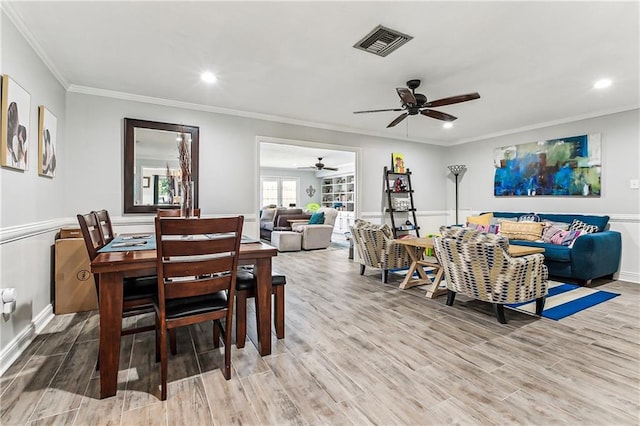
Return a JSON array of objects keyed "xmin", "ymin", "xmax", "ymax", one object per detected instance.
[{"xmin": 271, "ymin": 230, "xmax": 302, "ymax": 252}]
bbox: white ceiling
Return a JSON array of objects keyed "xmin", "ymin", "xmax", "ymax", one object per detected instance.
[{"xmin": 4, "ymin": 1, "xmax": 639, "ymax": 146}]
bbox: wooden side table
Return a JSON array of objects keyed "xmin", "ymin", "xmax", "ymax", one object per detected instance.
[{"xmin": 394, "ymin": 237, "xmax": 446, "ymax": 299}]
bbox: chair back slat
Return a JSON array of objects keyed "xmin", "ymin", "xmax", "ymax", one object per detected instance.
[
  {"xmin": 161, "ymin": 237, "xmax": 237, "ymax": 258},
  {"xmin": 157, "ymin": 208, "xmax": 201, "ymax": 218},
  {"xmin": 162, "ymin": 256, "xmax": 234, "ymax": 279},
  {"xmin": 164, "ymin": 275, "xmax": 232, "ymax": 299},
  {"xmin": 155, "ymin": 216, "xmax": 244, "ymax": 303},
  {"xmin": 95, "ymin": 209, "xmax": 115, "ymax": 243},
  {"xmin": 158, "ymin": 217, "xmax": 236, "ymax": 235}
]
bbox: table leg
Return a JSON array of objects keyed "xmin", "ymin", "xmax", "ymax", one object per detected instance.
[
  {"xmin": 425, "ymin": 254, "xmax": 447, "ymax": 299},
  {"xmin": 99, "ymin": 272, "xmax": 123, "ymax": 399},
  {"xmin": 399, "ymin": 247, "xmax": 429, "ymax": 289},
  {"xmin": 253, "ymin": 257, "xmax": 272, "ymax": 356}
]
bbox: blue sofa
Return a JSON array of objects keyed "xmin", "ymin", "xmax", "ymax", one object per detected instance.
[{"xmin": 489, "ymin": 212, "xmax": 621, "ymax": 285}]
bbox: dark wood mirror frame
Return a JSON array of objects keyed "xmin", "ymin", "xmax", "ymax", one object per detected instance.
[{"xmin": 124, "ymin": 118, "xmax": 199, "ymax": 214}]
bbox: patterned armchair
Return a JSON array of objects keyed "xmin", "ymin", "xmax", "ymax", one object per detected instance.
[
  {"xmin": 433, "ymin": 226, "xmax": 548, "ymax": 323},
  {"xmin": 350, "ymin": 219, "xmax": 415, "ymax": 283}
]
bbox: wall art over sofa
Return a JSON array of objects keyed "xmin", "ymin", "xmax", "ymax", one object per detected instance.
[{"xmin": 493, "ymin": 133, "xmax": 601, "ymax": 197}]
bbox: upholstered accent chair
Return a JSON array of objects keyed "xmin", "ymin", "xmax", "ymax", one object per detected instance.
[
  {"xmin": 291, "ymin": 207, "xmax": 339, "ymax": 250},
  {"xmin": 350, "ymin": 219, "xmax": 414, "ymax": 283},
  {"xmin": 433, "ymin": 226, "xmax": 548, "ymax": 324}
]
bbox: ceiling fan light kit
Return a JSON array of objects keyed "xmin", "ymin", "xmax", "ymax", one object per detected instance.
[{"xmin": 354, "ymin": 79, "xmax": 480, "ymax": 128}]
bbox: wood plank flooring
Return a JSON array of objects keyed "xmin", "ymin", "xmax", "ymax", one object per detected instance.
[{"xmin": 2, "ymin": 245, "xmax": 639, "ymax": 425}]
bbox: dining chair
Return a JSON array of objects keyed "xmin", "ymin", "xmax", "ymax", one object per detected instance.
[
  {"xmin": 154, "ymin": 215, "xmax": 244, "ymax": 400},
  {"xmin": 157, "ymin": 208, "xmax": 201, "ymax": 218},
  {"xmin": 94, "ymin": 209, "xmax": 115, "ymax": 243},
  {"xmin": 235, "ymin": 269, "xmax": 286, "ymax": 349},
  {"xmin": 77, "ymin": 211, "xmax": 158, "ymax": 367}
]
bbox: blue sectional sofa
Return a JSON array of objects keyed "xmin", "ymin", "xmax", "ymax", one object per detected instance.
[{"xmin": 489, "ymin": 212, "xmax": 621, "ymax": 285}]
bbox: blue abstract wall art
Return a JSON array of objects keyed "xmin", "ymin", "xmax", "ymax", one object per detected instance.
[{"xmin": 494, "ymin": 134, "xmax": 601, "ymax": 197}]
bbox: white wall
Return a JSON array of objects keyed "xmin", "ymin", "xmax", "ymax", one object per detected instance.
[
  {"xmin": 1, "ymin": 11, "xmax": 66, "ymax": 371},
  {"xmin": 446, "ymin": 109, "xmax": 640, "ymax": 282}
]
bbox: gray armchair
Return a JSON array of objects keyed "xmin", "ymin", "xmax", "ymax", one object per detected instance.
[{"xmin": 291, "ymin": 208, "xmax": 339, "ymax": 250}]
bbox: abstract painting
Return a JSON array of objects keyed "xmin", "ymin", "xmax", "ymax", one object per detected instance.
[
  {"xmin": 38, "ymin": 106, "xmax": 57, "ymax": 177},
  {"xmin": 1, "ymin": 74, "xmax": 31, "ymax": 170},
  {"xmin": 494, "ymin": 134, "xmax": 601, "ymax": 197}
]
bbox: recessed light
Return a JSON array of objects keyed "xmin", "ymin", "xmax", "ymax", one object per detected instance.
[
  {"xmin": 201, "ymin": 71, "xmax": 217, "ymax": 84},
  {"xmin": 593, "ymin": 79, "xmax": 612, "ymax": 89},
  {"xmin": 443, "ymin": 122, "xmax": 453, "ymax": 129}
]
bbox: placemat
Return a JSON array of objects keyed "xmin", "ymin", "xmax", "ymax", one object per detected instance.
[{"xmin": 98, "ymin": 234, "xmax": 156, "ymax": 253}]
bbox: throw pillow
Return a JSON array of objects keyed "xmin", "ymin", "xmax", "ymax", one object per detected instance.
[
  {"xmin": 542, "ymin": 225, "xmax": 564, "ymax": 243},
  {"xmin": 569, "ymin": 219, "xmax": 599, "ymax": 234},
  {"xmin": 550, "ymin": 229, "xmax": 583, "ymax": 246},
  {"xmin": 499, "ymin": 220, "xmax": 545, "ymax": 241},
  {"xmin": 518, "ymin": 213, "xmax": 541, "ymax": 222},
  {"xmin": 308, "ymin": 211, "xmax": 325, "ymax": 225},
  {"xmin": 544, "ymin": 220, "xmax": 571, "ymax": 231},
  {"xmin": 466, "ymin": 212, "xmax": 493, "ymax": 226},
  {"xmin": 467, "ymin": 223, "xmax": 501, "ymax": 234}
]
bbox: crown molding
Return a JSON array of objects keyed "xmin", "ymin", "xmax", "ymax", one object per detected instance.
[
  {"xmin": 66, "ymin": 84, "xmax": 446, "ymax": 146},
  {"xmin": 454, "ymin": 105, "xmax": 640, "ymax": 146},
  {"xmin": 2, "ymin": 2, "xmax": 69, "ymax": 89}
]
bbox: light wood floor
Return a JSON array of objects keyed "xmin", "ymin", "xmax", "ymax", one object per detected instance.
[{"xmin": 2, "ymin": 245, "xmax": 639, "ymax": 425}]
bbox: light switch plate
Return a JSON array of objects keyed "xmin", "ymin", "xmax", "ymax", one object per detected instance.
[{"xmin": 630, "ymin": 179, "xmax": 639, "ymax": 189}]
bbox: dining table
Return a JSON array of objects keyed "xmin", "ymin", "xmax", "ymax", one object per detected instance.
[{"xmin": 90, "ymin": 234, "xmax": 277, "ymax": 399}]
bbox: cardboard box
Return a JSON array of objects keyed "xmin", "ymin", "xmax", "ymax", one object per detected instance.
[
  {"xmin": 60, "ymin": 227, "xmax": 82, "ymax": 239},
  {"xmin": 54, "ymin": 238, "xmax": 98, "ymax": 314}
]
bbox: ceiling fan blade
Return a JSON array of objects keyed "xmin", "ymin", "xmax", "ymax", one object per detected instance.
[
  {"xmin": 323, "ymin": 167, "xmax": 339, "ymax": 171},
  {"xmin": 396, "ymin": 88, "xmax": 417, "ymax": 106},
  {"xmin": 425, "ymin": 92, "xmax": 480, "ymax": 108},
  {"xmin": 387, "ymin": 113, "xmax": 408, "ymax": 128},
  {"xmin": 296, "ymin": 166, "xmax": 316, "ymax": 170},
  {"xmin": 421, "ymin": 109, "xmax": 458, "ymax": 122},
  {"xmin": 353, "ymin": 108, "xmax": 404, "ymax": 114}
]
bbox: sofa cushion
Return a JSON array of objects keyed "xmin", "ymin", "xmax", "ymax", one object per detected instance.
[
  {"xmin": 499, "ymin": 220, "xmax": 545, "ymax": 241},
  {"xmin": 489, "ymin": 212, "xmax": 610, "ymax": 232},
  {"xmin": 509, "ymin": 240, "xmax": 571, "ymax": 262}
]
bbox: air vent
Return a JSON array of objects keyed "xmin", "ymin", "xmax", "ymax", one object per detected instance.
[{"xmin": 353, "ymin": 25, "xmax": 413, "ymax": 57}]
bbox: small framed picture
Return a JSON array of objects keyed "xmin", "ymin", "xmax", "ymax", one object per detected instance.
[
  {"xmin": 38, "ymin": 106, "xmax": 57, "ymax": 177},
  {"xmin": 143, "ymin": 176, "xmax": 150, "ymax": 188},
  {"xmin": 392, "ymin": 152, "xmax": 405, "ymax": 173},
  {"xmin": 1, "ymin": 74, "xmax": 31, "ymax": 171}
]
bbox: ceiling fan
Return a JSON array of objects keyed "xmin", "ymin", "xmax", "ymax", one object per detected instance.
[
  {"xmin": 354, "ymin": 79, "xmax": 480, "ymax": 128},
  {"xmin": 297, "ymin": 157, "xmax": 339, "ymax": 171}
]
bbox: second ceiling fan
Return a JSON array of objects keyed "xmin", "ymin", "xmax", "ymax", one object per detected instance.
[
  {"xmin": 297, "ymin": 157, "xmax": 339, "ymax": 171},
  {"xmin": 354, "ymin": 79, "xmax": 480, "ymax": 128}
]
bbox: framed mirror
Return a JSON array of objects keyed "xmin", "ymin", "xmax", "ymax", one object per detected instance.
[{"xmin": 124, "ymin": 118, "xmax": 199, "ymax": 214}]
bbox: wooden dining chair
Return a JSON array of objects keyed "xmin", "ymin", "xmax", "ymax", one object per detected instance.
[
  {"xmin": 235, "ymin": 269, "xmax": 286, "ymax": 349},
  {"xmin": 154, "ymin": 215, "xmax": 244, "ymax": 400},
  {"xmin": 77, "ymin": 211, "xmax": 158, "ymax": 367},
  {"xmin": 157, "ymin": 208, "xmax": 201, "ymax": 218},
  {"xmin": 94, "ymin": 209, "xmax": 115, "ymax": 243}
]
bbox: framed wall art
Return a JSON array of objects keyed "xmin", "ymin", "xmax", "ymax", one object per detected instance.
[
  {"xmin": 1, "ymin": 74, "xmax": 31, "ymax": 171},
  {"xmin": 494, "ymin": 133, "xmax": 601, "ymax": 197},
  {"xmin": 38, "ymin": 106, "xmax": 57, "ymax": 177}
]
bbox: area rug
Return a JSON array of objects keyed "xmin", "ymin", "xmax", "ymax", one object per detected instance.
[{"xmin": 507, "ymin": 281, "xmax": 620, "ymax": 320}]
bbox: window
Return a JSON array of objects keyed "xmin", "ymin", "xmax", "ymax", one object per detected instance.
[{"xmin": 261, "ymin": 177, "xmax": 299, "ymax": 207}]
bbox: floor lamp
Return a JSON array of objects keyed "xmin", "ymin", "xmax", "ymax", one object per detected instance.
[{"xmin": 447, "ymin": 165, "xmax": 467, "ymax": 225}]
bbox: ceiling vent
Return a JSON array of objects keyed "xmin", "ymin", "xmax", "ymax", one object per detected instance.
[{"xmin": 353, "ymin": 25, "xmax": 413, "ymax": 57}]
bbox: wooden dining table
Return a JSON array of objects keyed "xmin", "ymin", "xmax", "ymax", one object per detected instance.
[{"xmin": 91, "ymin": 239, "xmax": 277, "ymax": 399}]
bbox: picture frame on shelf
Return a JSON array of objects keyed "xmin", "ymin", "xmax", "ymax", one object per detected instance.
[
  {"xmin": 1, "ymin": 74, "xmax": 31, "ymax": 171},
  {"xmin": 391, "ymin": 152, "xmax": 405, "ymax": 173},
  {"xmin": 38, "ymin": 105, "xmax": 57, "ymax": 177}
]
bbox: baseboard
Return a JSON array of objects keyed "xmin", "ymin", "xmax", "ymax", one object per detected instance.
[
  {"xmin": 618, "ymin": 271, "xmax": 640, "ymax": 284},
  {"xmin": 0, "ymin": 304, "xmax": 54, "ymax": 376}
]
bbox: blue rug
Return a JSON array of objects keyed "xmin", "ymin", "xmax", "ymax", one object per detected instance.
[{"xmin": 507, "ymin": 281, "xmax": 620, "ymax": 320}]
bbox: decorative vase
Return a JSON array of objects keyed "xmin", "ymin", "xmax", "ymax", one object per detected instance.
[{"xmin": 180, "ymin": 181, "xmax": 194, "ymax": 217}]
